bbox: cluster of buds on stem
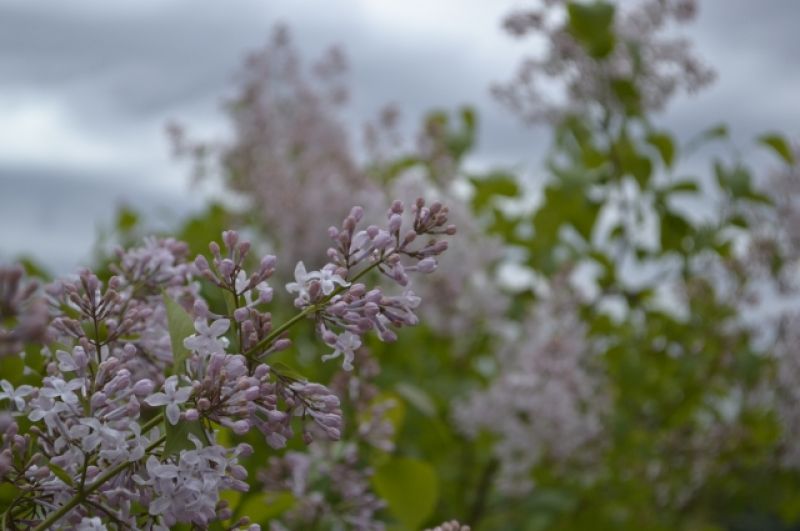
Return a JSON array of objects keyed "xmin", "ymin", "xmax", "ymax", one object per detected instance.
[{"xmin": 286, "ymin": 198, "xmax": 455, "ymax": 370}]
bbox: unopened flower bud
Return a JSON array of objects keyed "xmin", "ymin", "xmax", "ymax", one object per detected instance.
[
  {"xmin": 417, "ymin": 257, "xmax": 437, "ymax": 273},
  {"xmin": 389, "ymin": 214, "xmax": 403, "ymax": 233},
  {"xmin": 194, "ymin": 255, "xmax": 210, "ymax": 271},
  {"xmin": 232, "ymin": 420, "xmax": 250, "ymax": 435},
  {"xmin": 133, "ymin": 379, "xmax": 155, "ymax": 396},
  {"xmin": 350, "ymin": 206, "xmax": 364, "ymax": 221},
  {"xmin": 222, "ymin": 230, "xmax": 239, "ymax": 250},
  {"xmin": 234, "ymin": 307, "xmax": 250, "ymax": 322},
  {"xmin": 219, "ymin": 259, "xmax": 235, "ymax": 277}
]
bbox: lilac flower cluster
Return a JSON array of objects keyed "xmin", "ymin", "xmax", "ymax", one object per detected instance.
[
  {"xmin": 261, "ymin": 444, "xmax": 385, "ymax": 531},
  {"xmin": 261, "ymin": 351, "xmax": 395, "ymax": 530},
  {"xmin": 0, "ymin": 198, "xmax": 454, "ymax": 529},
  {"xmin": 0, "ymin": 265, "xmax": 49, "ymax": 356},
  {"xmin": 494, "ymin": 0, "xmax": 715, "ymax": 123},
  {"xmin": 286, "ymin": 198, "xmax": 454, "ymax": 370},
  {"xmin": 456, "ymin": 289, "xmax": 607, "ymax": 495}
]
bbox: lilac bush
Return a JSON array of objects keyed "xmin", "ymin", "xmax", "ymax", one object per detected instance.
[
  {"xmin": 0, "ymin": 198, "xmax": 454, "ymax": 529},
  {"xmin": 494, "ymin": 0, "xmax": 715, "ymax": 123},
  {"xmin": 455, "ymin": 281, "xmax": 607, "ymax": 495}
]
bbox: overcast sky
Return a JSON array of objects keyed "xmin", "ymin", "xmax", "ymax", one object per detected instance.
[{"xmin": 1, "ymin": 0, "xmax": 798, "ymax": 273}]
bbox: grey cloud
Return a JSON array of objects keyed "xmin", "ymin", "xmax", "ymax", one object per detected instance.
[
  {"xmin": 0, "ymin": 167, "xmax": 201, "ymax": 273},
  {"xmin": 0, "ymin": 0, "xmax": 798, "ymax": 272}
]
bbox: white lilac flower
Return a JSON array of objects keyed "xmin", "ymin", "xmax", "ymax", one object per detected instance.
[
  {"xmin": 322, "ymin": 331, "xmax": 361, "ymax": 371},
  {"xmin": 235, "ymin": 270, "xmax": 273, "ymax": 305},
  {"xmin": 144, "ymin": 375, "xmax": 192, "ymax": 425},
  {"xmin": 74, "ymin": 418, "xmax": 126, "ymax": 457},
  {"xmin": 41, "ymin": 377, "xmax": 84, "ymax": 405},
  {"xmin": 55, "ymin": 347, "xmax": 87, "ymax": 373},
  {"xmin": 286, "ymin": 261, "xmax": 314, "ymax": 305},
  {"xmin": 27, "ymin": 395, "xmax": 65, "ymax": 426},
  {"xmin": 140, "ymin": 438, "xmax": 249, "ymax": 527},
  {"xmin": 75, "ymin": 517, "xmax": 108, "ymax": 531},
  {"xmin": 316, "ymin": 264, "xmax": 349, "ymax": 295},
  {"xmin": 0, "ymin": 380, "xmax": 33, "ymax": 410},
  {"xmin": 183, "ymin": 318, "xmax": 230, "ymax": 357},
  {"xmin": 286, "ymin": 262, "xmax": 349, "ymax": 307}
]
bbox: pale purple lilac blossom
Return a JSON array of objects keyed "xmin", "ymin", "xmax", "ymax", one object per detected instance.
[
  {"xmin": 494, "ymin": 0, "xmax": 715, "ymax": 123},
  {"xmin": 0, "ymin": 198, "xmax": 453, "ymax": 528},
  {"xmin": 455, "ymin": 288, "xmax": 607, "ymax": 494}
]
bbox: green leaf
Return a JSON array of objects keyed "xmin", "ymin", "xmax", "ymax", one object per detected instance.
[
  {"xmin": 660, "ymin": 211, "xmax": 692, "ymax": 253},
  {"xmin": 115, "ymin": 205, "xmax": 139, "ymax": 233},
  {"xmin": 271, "ymin": 362, "xmax": 306, "ymax": 382},
  {"xmin": 460, "ymin": 106, "xmax": 477, "ymax": 134},
  {"xmin": 2, "ymin": 354, "xmax": 25, "ymax": 386},
  {"xmin": 703, "ymin": 124, "xmax": 728, "ymax": 140},
  {"xmin": 372, "ymin": 457, "xmax": 439, "ymax": 530},
  {"xmin": 163, "ymin": 293, "xmax": 194, "ymax": 375},
  {"xmin": 376, "ymin": 156, "xmax": 421, "ymax": 183},
  {"xmin": 470, "ymin": 172, "xmax": 520, "ymax": 212},
  {"xmin": 236, "ymin": 491, "xmax": 295, "ymax": 524},
  {"xmin": 610, "ymin": 78, "xmax": 640, "ymax": 115},
  {"xmin": 396, "ymin": 382, "xmax": 437, "ymax": 417},
  {"xmin": 715, "ymin": 161, "xmax": 753, "ymax": 198},
  {"xmin": 743, "ymin": 190, "xmax": 774, "ymax": 205},
  {"xmin": 49, "ymin": 463, "xmax": 75, "ymax": 487},
  {"xmin": 615, "ymin": 133, "xmax": 652, "ymax": 186},
  {"xmin": 729, "ymin": 214, "xmax": 749, "ymax": 229},
  {"xmin": 567, "ymin": 1, "xmax": 616, "ymax": 59},
  {"xmin": 646, "ymin": 132, "xmax": 676, "ymax": 168},
  {"xmin": 666, "ymin": 180, "xmax": 699, "ymax": 194},
  {"xmin": 163, "ymin": 420, "xmax": 208, "ymax": 456},
  {"xmin": 178, "ymin": 203, "xmax": 230, "ymax": 256},
  {"xmin": 759, "ymin": 133, "xmax": 795, "ymax": 164}
]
